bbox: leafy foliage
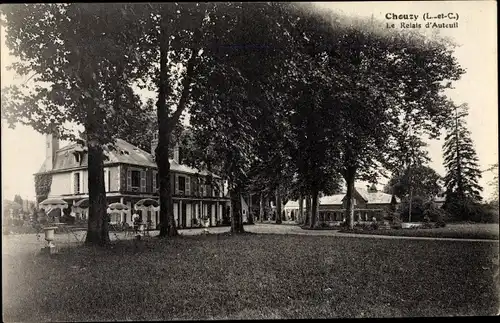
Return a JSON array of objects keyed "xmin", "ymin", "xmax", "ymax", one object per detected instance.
[
  {"xmin": 1, "ymin": 4, "xmax": 148, "ymax": 245},
  {"xmin": 485, "ymin": 163, "xmax": 499, "ymax": 205},
  {"xmin": 386, "ymin": 165, "xmax": 442, "ymax": 201},
  {"xmin": 34, "ymin": 173, "xmax": 53, "ymax": 204}
]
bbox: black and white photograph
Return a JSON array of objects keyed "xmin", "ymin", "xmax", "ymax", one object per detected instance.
[{"xmin": 1, "ymin": 1, "xmax": 498, "ymax": 320}]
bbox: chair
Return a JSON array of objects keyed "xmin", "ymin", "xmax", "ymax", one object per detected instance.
[{"xmin": 123, "ymin": 222, "xmax": 135, "ymax": 238}]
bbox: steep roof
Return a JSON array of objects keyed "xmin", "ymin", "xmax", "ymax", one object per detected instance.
[
  {"xmin": 320, "ymin": 194, "xmax": 344, "ymax": 205},
  {"xmin": 37, "ymin": 139, "xmax": 218, "ymax": 177},
  {"xmin": 353, "ymin": 187, "xmax": 400, "ymax": 204}
]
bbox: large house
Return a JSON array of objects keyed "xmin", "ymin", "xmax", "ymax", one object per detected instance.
[
  {"xmin": 35, "ymin": 134, "xmax": 230, "ymax": 228},
  {"xmin": 284, "ymin": 185, "xmax": 400, "ymax": 223}
]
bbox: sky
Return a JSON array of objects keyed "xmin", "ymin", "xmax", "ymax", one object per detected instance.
[{"xmin": 1, "ymin": 1, "xmax": 498, "ymax": 202}]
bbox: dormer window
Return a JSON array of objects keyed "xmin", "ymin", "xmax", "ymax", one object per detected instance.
[{"xmin": 75, "ymin": 154, "xmax": 80, "ymax": 163}]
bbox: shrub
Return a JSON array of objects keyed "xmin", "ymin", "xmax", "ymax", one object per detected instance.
[
  {"xmin": 423, "ymin": 204, "xmax": 449, "ymax": 223},
  {"xmin": 421, "ymin": 222, "xmax": 434, "ymax": 229},
  {"xmin": 435, "ymin": 220, "xmax": 446, "ymax": 228},
  {"xmin": 399, "ymin": 196, "xmax": 427, "ymax": 222},
  {"xmin": 445, "ymin": 198, "xmax": 499, "ymax": 223},
  {"xmin": 390, "ymin": 212, "xmax": 402, "ymax": 229}
]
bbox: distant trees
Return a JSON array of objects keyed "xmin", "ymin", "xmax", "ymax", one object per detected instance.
[
  {"xmin": 13, "ymin": 195, "xmax": 24, "ymax": 208},
  {"xmin": 486, "ymin": 163, "xmax": 499, "ymax": 208}
]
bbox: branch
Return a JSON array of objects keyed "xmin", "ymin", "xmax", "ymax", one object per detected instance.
[
  {"xmin": 22, "ymin": 72, "xmax": 39, "ymax": 85},
  {"xmin": 168, "ymin": 46, "xmax": 198, "ymax": 128},
  {"xmin": 167, "ymin": 7, "xmax": 206, "ymax": 128}
]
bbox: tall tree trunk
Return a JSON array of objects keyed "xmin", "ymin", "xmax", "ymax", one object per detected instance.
[
  {"xmin": 305, "ymin": 194, "xmax": 311, "ymax": 227},
  {"xmin": 157, "ymin": 10, "xmax": 178, "ymax": 238},
  {"xmin": 158, "ymin": 138, "xmax": 177, "ymax": 237},
  {"xmin": 298, "ymin": 194, "xmax": 304, "ymax": 224},
  {"xmin": 264, "ymin": 196, "xmax": 270, "ymax": 222},
  {"xmin": 156, "ymin": 5, "xmax": 204, "ymax": 237},
  {"xmin": 310, "ymin": 188, "xmax": 319, "ymax": 229},
  {"xmin": 259, "ymin": 194, "xmax": 264, "ymax": 222},
  {"xmin": 230, "ymin": 184, "xmax": 245, "ymax": 233},
  {"xmin": 85, "ymin": 138, "xmax": 109, "ymax": 245},
  {"xmin": 344, "ymin": 167, "xmax": 356, "ymax": 230},
  {"xmin": 276, "ymin": 186, "xmax": 282, "ymax": 224},
  {"xmin": 82, "ymin": 55, "xmax": 109, "ymax": 246}
]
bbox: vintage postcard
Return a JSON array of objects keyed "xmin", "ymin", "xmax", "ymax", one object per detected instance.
[{"xmin": 1, "ymin": 1, "xmax": 498, "ymax": 320}]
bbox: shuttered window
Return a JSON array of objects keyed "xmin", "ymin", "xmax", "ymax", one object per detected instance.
[
  {"xmin": 73, "ymin": 172, "xmax": 80, "ymax": 194},
  {"xmin": 140, "ymin": 170, "xmax": 146, "ymax": 192},
  {"xmin": 185, "ymin": 176, "xmax": 190, "ymax": 195},
  {"xmin": 153, "ymin": 171, "xmax": 158, "ymax": 192},
  {"xmin": 127, "ymin": 167, "xmax": 143, "ymax": 192},
  {"xmin": 127, "ymin": 168, "xmax": 132, "ymax": 191}
]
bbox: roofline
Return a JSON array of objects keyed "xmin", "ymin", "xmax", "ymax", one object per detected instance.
[{"xmin": 34, "ymin": 161, "xmax": 222, "ymax": 179}]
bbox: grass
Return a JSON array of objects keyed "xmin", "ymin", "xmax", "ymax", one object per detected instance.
[
  {"xmin": 339, "ymin": 223, "xmax": 500, "ymax": 240},
  {"xmin": 2, "ymin": 233, "xmax": 499, "ymax": 321}
]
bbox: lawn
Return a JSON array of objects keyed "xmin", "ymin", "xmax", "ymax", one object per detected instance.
[
  {"xmin": 339, "ymin": 223, "xmax": 499, "ymax": 240},
  {"xmin": 2, "ymin": 233, "xmax": 499, "ymax": 321}
]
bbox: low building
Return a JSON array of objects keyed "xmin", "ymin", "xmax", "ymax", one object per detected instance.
[
  {"xmin": 284, "ymin": 185, "xmax": 400, "ymax": 223},
  {"xmin": 34, "ymin": 134, "xmax": 230, "ymax": 228}
]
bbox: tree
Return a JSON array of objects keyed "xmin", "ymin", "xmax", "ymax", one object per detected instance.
[
  {"xmin": 294, "ymin": 10, "xmax": 466, "ymax": 229},
  {"xmin": 486, "ymin": 163, "xmax": 498, "ymax": 207},
  {"xmin": 386, "ymin": 165, "xmax": 442, "ymax": 201},
  {"xmin": 442, "ymin": 103, "xmax": 483, "ymax": 219},
  {"xmin": 13, "ymin": 195, "xmax": 24, "ymax": 209},
  {"xmin": 184, "ymin": 2, "xmax": 305, "ymax": 232},
  {"xmin": 130, "ymin": 3, "xmax": 213, "ymax": 237},
  {"xmin": 443, "ymin": 103, "xmax": 483, "ymax": 201},
  {"xmin": 115, "ymin": 98, "xmax": 157, "ymax": 152},
  {"xmin": 1, "ymin": 4, "xmax": 147, "ymax": 245}
]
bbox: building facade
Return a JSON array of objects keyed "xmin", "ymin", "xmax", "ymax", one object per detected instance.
[
  {"xmin": 284, "ymin": 186, "xmax": 400, "ymax": 223},
  {"xmin": 35, "ymin": 134, "xmax": 230, "ymax": 228}
]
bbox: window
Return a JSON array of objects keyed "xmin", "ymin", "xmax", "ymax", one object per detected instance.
[
  {"xmin": 154, "ymin": 172, "xmax": 159, "ymax": 191},
  {"xmin": 75, "ymin": 153, "xmax": 80, "ymax": 163},
  {"xmin": 178, "ymin": 176, "xmax": 186, "ymax": 193},
  {"xmin": 74, "ymin": 173, "xmax": 80, "ymax": 194},
  {"xmin": 131, "ymin": 170, "xmax": 141, "ymax": 188}
]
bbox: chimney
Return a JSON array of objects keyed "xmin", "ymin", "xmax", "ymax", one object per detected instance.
[
  {"xmin": 45, "ymin": 133, "xmax": 59, "ymax": 171},
  {"xmin": 151, "ymin": 132, "xmax": 158, "ymax": 161},
  {"xmin": 173, "ymin": 143, "xmax": 180, "ymax": 163}
]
